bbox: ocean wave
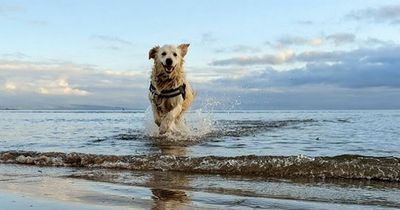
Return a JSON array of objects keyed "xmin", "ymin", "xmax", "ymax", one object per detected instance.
[
  {"xmin": 1, "ymin": 151, "xmax": 399, "ymax": 182},
  {"xmin": 209, "ymin": 119, "xmax": 317, "ymax": 138},
  {"xmin": 112, "ymin": 119, "xmax": 317, "ymax": 145}
]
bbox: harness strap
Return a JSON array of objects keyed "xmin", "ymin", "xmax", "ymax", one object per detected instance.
[{"xmin": 149, "ymin": 83, "xmax": 186, "ymax": 99}]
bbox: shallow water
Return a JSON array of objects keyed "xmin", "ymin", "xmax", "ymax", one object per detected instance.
[
  {"xmin": 1, "ymin": 109, "xmax": 400, "ymax": 209},
  {"xmin": 1, "ymin": 110, "xmax": 399, "ymax": 157}
]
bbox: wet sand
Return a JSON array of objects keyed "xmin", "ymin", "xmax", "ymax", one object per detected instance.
[
  {"xmin": 0, "ymin": 192, "xmax": 115, "ymax": 210},
  {"xmin": 1, "ymin": 163, "xmax": 398, "ymax": 210},
  {"xmin": 0, "ymin": 166, "xmax": 149, "ymax": 209}
]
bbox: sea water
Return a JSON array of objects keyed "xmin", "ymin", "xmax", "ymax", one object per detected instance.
[
  {"xmin": 0, "ymin": 110, "xmax": 399, "ymax": 157},
  {"xmin": 1, "ymin": 109, "xmax": 400, "ymax": 209}
]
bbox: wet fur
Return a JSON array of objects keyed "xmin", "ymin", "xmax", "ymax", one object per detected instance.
[{"xmin": 148, "ymin": 44, "xmax": 194, "ymax": 134}]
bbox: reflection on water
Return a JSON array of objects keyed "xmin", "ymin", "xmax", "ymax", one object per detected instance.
[
  {"xmin": 149, "ymin": 143, "xmax": 191, "ymax": 210},
  {"xmin": 150, "ymin": 173, "xmax": 190, "ymax": 210}
]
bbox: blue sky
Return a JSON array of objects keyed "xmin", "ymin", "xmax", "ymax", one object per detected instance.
[{"xmin": 1, "ymin": 0, "xmax": 400, "ymax": 109}]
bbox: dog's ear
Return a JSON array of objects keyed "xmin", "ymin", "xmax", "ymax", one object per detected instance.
[
  {"xmin": 148, "ymin": 46, "xmax": 160, "ymax": 60},
  {"xmin": 178, "ymin": 43, "xmax": 190, "ymax": 57}
]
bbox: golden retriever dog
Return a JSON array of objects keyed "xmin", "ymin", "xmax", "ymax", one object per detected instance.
[{"xmin": 148, "ymin": 44, "xmax": 194, "ymax": 135}]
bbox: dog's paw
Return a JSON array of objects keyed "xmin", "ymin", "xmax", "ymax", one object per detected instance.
[
  {"xmin": 159, "ymin": 128, "xmax": 167, "ymax": 135},
  {"xmin": 158, "ymin": 131, "xmax": 169, "ymax": 137},
  {"xmin": 159, "ymin": 124, "xmax": 169, "ymax": 135},
  {"xmin": 159, "ymin": 121, "xmax": 177, "ymax": 135}
]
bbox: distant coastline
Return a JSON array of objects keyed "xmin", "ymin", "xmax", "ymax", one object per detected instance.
[
  {"xmin": 1, "ymin": 104, "xmax": 400, "ymax": 111},
  {"xmin": 0, "ymin": 108, "xmax": 17, "ymax": 110},
  {"xmin": 0, "ymin": 105, "xmax": 128, "ymax": 111}
]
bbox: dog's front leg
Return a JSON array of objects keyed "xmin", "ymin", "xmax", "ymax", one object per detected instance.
[
  {"xmin": 159, "ymin": 104, "xmax": 182, "ymax": 134},
  {"xmin": 151, "ymin": 104, "xmax": 161, "ymax": 126}
]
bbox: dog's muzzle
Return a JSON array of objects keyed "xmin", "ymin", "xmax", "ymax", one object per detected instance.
[{"xmin": 163, "ymin": 64, "xmax": 175, "ymax": 73}]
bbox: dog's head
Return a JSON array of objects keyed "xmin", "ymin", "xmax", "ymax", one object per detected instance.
[{"xmin": 149, "ymin": 44, "xmax": 190, "ymax": 74}]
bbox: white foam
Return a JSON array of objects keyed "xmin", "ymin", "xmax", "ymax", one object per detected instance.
[{"xmin": 142, "ymin": 97, "xmax": 220, "ymax": 141}]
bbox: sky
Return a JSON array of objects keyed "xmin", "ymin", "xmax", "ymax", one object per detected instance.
[{"xmin": 1, "ymin": 0, "xmax": 400, "ymax": 109}]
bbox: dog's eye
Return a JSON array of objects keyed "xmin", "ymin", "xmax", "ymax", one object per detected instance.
[
  {"xmin": 173, "ymin": 53, "xmax": 177, "ymax": 57},
  {"xmin": 161, "ymin": 52, "xmax": 166, "ymax": 56}
]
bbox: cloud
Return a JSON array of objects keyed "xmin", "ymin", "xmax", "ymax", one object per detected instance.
[
  {"xmin": 29, "ymin": 20, "xmax": 47, "ymax": 25},
  {"xmin": 198, "ymin": 45, "xmax": 400, "ymax": 109},
  {"xmin": 0, "ymin": 4, "xmax": 23, "ymax": 15},
  {"xmin": 210, "ymin": 35, "xmax": 368, "ymax": 67},
  {"xmin": 211, "ymin": 49, "xmax": 344, "ymax": 66},
  {"xmin": 326, "ymin": 33, "xmax": 355, "ymax": 46},
  {"xmin": 0, "ymin": 4, "xmax": 47, "ymax": 26},
  {"xmin": 195, "ymin": 84, "xmax": 400, "ymax": 109},
  {"xmin": 296, "ymin": 50, "xmax": 344, "ymax": 63},
  {"xmin": 96, "ymin": 45, "xmax": 122, "ymax": 51},
  {"xmin": 3, "ymin": 82, "xmax": 16, "ymax": 91},
  {"xmin": 361, "ymin": 37, "xmax": 395, "ymax": 48},
  {"xmin": 1, "ymin": 52, "xmax": 29, "ymax": 59},
  {"xmin": 296, "ymin": 20, "xmax": 314, "ymax": 25},
  {"xmin": 347, "ymin": 4, "xmax": 400, "ymax": 24},
  {"xmin": 0, "ymin": 59, "xmax": 148, "ymax": 109},
  {"xmin": 276, "ymin": 36, "xmax": 323, "ymax": 47},
  {"xmin": 213, "ymin": 46, "xmax": 400, "ymax": 89},
  {"xmin": 91, "ymin": 35, "xmax": 133, "ymax": 46},
  {"xmin": 37, "ymin": 79, "xmax": 89, "ymax": 96},
  {"xmin": 210, "ymin": 49, "xmax": 295, "ymax": 66},
  {"xmin": 269, "ymin": 33, "xmax": 356, "ymax": 48},
  {"xmin": 2, "ymin": 44, "xmax": 400, "ymax": 110},
  {"xmin": 0, "ymin": 62, "xmax": 92, "ymax": 96},
  {"xmin": 201, "ymin": 32, "xmax": 217, "ymax": 44},
  {"xmin": 214, "ymin": 45, "xmax": 261, "ymax": 53},
  {"xmin": 103, "ymin": 70, "xmax": 142, "ymax": 77}
]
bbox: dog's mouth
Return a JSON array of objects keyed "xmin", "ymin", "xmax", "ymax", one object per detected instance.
[{"xmin": 163, "ymin": 64, "xmax": 176, "ymax": 73}]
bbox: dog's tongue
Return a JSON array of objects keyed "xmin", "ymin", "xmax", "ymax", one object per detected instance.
[{"xmin": 165, "ymin": 65, "xmax": 174, "ymax": 72}]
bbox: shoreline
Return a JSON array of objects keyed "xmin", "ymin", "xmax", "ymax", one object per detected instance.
[
  {"xmin": 1, "ymin": 150, "xmax": 399, "ymax": 182},
  {"xmin": 1, "ymin": 163, "xmax": 399, "ymax": 209}
]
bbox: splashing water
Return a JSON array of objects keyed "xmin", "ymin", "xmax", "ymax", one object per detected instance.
[
  {"xmin": 143, "ymin": 106, "xmax": 159, "ymax": 137},
  {"xmin": 143, "ymin": 95, "xmax": 253, "ymax": 145},
  {"xmin": 142, "ymin": 97, "xmax": 221, "ymax": 142}
]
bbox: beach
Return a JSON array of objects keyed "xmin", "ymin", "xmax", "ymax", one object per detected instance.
[
  {"xmin": 0, "ymin": 110, "xmax": 399, "ymax": 209},
  {"xmin": 2, "ymin": 163, "xmax": 399, "ymax": 210},
  {"xmin": 2, "ymin": 0, "xmax": 400, "ymax": 208}
]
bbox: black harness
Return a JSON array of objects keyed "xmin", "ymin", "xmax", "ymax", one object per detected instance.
[{"xmin": 149, "ymin": 83, "xmax": 186, "ymax": 99}]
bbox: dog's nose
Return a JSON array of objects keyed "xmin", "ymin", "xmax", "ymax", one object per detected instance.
[{"xmin": 166, "ymin": 58, "xmax": 173, "ymax": 66}]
